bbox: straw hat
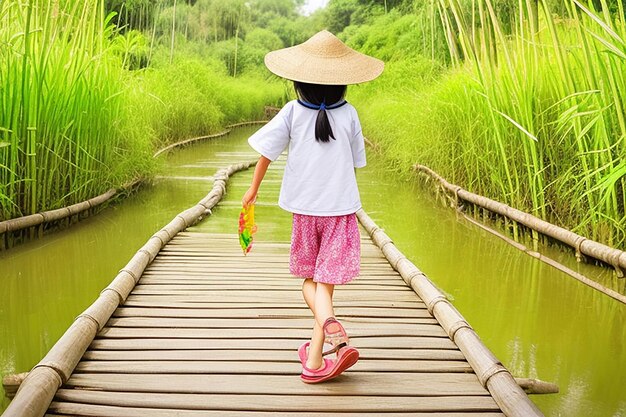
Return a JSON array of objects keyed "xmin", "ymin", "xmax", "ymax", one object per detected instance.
[{"xmin": 264, "ymin": 30, "xmax": 384, "ymax": 85}]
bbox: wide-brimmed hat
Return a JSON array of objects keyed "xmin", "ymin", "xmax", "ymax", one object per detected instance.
[{"xmin": 264, "ymin": 30, "xmax": 384, "ymax": 85}]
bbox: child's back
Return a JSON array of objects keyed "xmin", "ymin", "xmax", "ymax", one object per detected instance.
[{"xmin": 248, "ymin": 99, "xmax": 366, "ymax": 216}]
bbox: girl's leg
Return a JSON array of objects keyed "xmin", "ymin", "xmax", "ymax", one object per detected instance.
[
  {"xmin": 302, "ymin": 279, "xmax": 326, "ymax": 370},
  {"xmin": 313, "ymin": 282, "xmax": 335, "ymax": 326},
  {"xmin": 306, "ymin": 282, "xmax": 335, "ymax": 369}
]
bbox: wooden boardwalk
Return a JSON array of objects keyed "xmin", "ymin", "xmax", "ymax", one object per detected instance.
[
  {"xmin": 44, "ymin": 229, "xmax": 506, "ymax": 416},
  {"xmin": 3, "ymin": 145, "xmax": 541, "ymax": 416}
]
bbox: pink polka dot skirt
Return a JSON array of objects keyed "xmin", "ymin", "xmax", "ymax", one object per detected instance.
[{"xmin": 289, "ymin": 213, "xmax": 360, "ymax": 285}]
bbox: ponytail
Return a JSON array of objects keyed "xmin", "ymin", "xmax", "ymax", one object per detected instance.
[
  {"xmin": 294, "ymin": 81, "xmax": 347, "ymax": 143},
  {"xmin": 315, "ymin": 103, "xmax": 334, "ymax": 142}
]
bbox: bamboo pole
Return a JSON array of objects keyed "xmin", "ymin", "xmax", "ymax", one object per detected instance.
[
  {"xmin": 356, "ymin": 209, "xmax": 544, "ymax": 417},
  {"xmin": 461, "ymin": 210, "xmax": 626, "ymax": 304},
  {"xmin": 152, "ymin": 130, "xmax": 232, "ymax": 158},
  {"xmin": 414, "ymin": 164, "xmax": 626, "ymax": 277},
  {"xmin": 2, "ymin": 373, "xmax": 28, "ymax": 399},
  {"xmin": 0, "ymin": 121, "xmax": 268, "ymax": 245},
  {"xmin": 2, "ymin": 160, "xmax": 257, "ymax": 417},
  {"xmin": 515, "ymin": 378, "xmax": 559, "ymax": 395}
]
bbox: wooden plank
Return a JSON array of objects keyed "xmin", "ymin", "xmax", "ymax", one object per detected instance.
[
  {"xmin": 131, "ymin": 284, "xmax": 412, "ymax": 292},
  {"xmin": 121, "ymin": 300, "xmax": 425, "ymax": 309},
  {"xmin": 96, "ymin": 326, "xmax": 448, "ymax": 339},
  {"xmin": 144, "ymin": 267, "xmax": 398, "ymax": 277},
  {"xmin": 112, "ymin": 307, "xmax": 431, "ymax": 319},
  {"xmin": 149, "ymin": 258, "xmax": 390, "ymax": 264},
  {"xmin": 149, "ymin": 257, "xmax": 390, "ymax": 263},
  {"xmin": 137, "ymin": 278, "xmax": 407, "ymax": 287},
  {"xmin": 124, "ymin": 291, "xmax": 420, "ymax": 302},
  {"xmin": 105, "ymin": 317, "xmax": 439, "ymax": 328},
  {"xmin": 66, "ymin": 373, "xmax": 485, "ymax": 395},
  {"xmin": 151, "ymin": 251, "xmax": 383, "ymax": 258},
  {"xmin": 89, "ymin": 336, "xmax": 458, "ymax": 350},
  {"xmin": 129, "ymin": 288, "xmax": 413, "ymax": 296},
  {"xmin": 151, "ymin": 252, "xmax": 386, "ymax": 258},
  {"xmin": 123, "ymin": 296, "xmax": 419, "ymax": 305},
  {"xmin": 149, "ymin": 259, "xmax": 391, "ymax": 266},
  {"xmin": 73, "ymin": 360, "xmax": 473, "ymax": 374},
  {"xmin": 139, "ymin": 273, "xmax": 403, "ymax": 282},
  {"xmin": 47, "ymin": 402, "xmax": 505, "ymax": 417},
  {"xmin": 82, "ymin": 348, "xmax": 465, "ymax": 361},
  {"xmin": 140, "ymin": 271, "xmax": 401, "ymax": 278},
  {"xmin": 53, "ymin": 390, "xmax": 500, "ymax": 412},
  {"xmin": 146, "ymin": 261, "xmax": 392, "ymax": 268}
]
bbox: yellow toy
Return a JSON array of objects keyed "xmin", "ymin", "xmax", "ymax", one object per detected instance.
[{"xmin": 238, "ymin": 203, "xmax": 257, "ymax": 255}]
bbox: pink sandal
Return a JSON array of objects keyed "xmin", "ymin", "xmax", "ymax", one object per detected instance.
[
  {"xmin": 298, "ymin": 342, "xmax": 336, "ymax": 383},
  {"xmin": 299, "ymin": 340, "xmax": 359, "ymax": 383}
]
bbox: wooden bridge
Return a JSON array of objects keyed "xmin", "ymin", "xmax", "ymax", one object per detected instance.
[{"xmin": 2, "ymin": 152, "xmax": 544, "ymax": 416}]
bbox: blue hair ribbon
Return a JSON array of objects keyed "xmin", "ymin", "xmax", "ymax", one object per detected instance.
[{"xmin": 297, "ymin": 99, "xmax": 347, "ymax": 111}]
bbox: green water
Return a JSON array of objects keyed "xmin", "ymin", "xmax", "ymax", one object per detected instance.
[{"xmin": 1, "ymin": 126, "xmax": 625, "ymax": 416}]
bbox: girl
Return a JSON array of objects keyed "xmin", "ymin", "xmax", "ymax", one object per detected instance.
[{"xmin": 242, "ymin": 30, "xmax": 383, "ymax": 383}]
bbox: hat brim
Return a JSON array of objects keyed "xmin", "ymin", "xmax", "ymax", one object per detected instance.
[{"xmin": 265, "ymin": 46, "xmax": 384, "ymax": 85}]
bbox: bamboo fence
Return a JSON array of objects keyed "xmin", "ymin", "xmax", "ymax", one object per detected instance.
[
  {"xmin": 356, "ymin": 209, "xmax": 545, "ymax": 417},
  {"xmin": 413, "ymin": 164, "xmax": 626, "ymax": 277},
  {"xmin": 152, "ymin": 121, "xmax": 268, "ymax": 158},
  {"xmin": 1, "ymin": 160, "xmax": 257, "ymax": 417},
  {"xmin": 460, "ymin": 208, "xmax": 626, "ymax": 304},
  {"xmin": 0, "ymin": 121, "xmax": 268, "ymax": 248}
]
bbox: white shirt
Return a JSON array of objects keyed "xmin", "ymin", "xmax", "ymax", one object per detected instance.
[{"xmin": 248, "ymin": 99, "xmax": 366, "ymax": 216}]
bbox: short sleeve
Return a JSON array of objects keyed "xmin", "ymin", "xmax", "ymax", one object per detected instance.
[
  {"xmin": 350, "ymin": 111, "xmax": 367, "ymax": 168},
  {"xmin": 248, "ymin": 103, "xmax": 292, "ymax": 161}
]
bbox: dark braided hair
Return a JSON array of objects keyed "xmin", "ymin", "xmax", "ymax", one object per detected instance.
[{"xmin": 294, "ymin": 81, "xmax": 347, "ymax": 142}]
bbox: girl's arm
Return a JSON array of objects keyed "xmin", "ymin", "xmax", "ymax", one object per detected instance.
[{"xmin": 242, "ymin": 156, "xmax": 271, "ymax": 207}]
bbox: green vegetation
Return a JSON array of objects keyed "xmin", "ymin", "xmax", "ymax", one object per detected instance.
[
  {"xmin": 2, "ymin": 0, "xmax": 624, "ymax": 248},
  {"xmin": 335, "ymin": 0, "xmax": 626, "ymax": 247},
  {"xmin": 0, "ymin": 1, "xmax": 146, "ymax": 219},
  {"xmin": 0, "ymin": 0, "xmax": 298, "ymax": 222}
]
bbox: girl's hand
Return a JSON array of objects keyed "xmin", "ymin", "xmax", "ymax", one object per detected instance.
[{"xmin": 242, "ymin": 187, "xmax": 257, "ymax": 208}]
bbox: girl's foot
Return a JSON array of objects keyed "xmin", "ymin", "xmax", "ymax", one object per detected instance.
[
  {"xmin": 300, "ymin": 357, "xmax": 336, "ymax": 383},
  {"xmin": 300, "ymin": 345, "xmax": 360, "ymax": 383},
  {"xmin": 298, "ymin": 341, "xmax": 336, "ymax": 384}
]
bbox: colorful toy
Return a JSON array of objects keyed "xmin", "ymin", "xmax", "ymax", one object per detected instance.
[{"xmin": 238, "ymin": 203, "xmax": 257, "ymax": 255}]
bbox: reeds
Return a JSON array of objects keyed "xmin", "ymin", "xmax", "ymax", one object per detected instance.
[
  {"xmin": 435, "ymin": 0, "xmax": 626, "ymax": 246},
  {"xmin": 350, "ymin": 0, "xmax": 625, "ymax": 247},
  {"xmin": 0, "ymin": 0, "xmax": 138, "ymax": 220},
  {"xmin": 0, "ymin": 0, "xmax": 284, "ymax": 223}
]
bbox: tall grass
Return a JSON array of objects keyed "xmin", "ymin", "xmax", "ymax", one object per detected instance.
[
  {"xmin": 136, "ymin": 48, "xmax": 283, "ymax": 146},
  {"xmin": 350, "ymin": 0, "xmax": 626, "ymax": 247},
  {"xmin": 0, "ymin": 0, "xmax": 152, "ymax": 221},
  {"xmin": 437, "ymin": 0, "xmax": 626, "ymax": 246},
  {"xmin": 0, "ymin": 0, "xmax": 284, "ymax": 223}
]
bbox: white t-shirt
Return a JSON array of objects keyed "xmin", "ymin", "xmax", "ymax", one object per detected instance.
[{"xmin": 248, "ymin": 99, "xmax": 366, "ymax": 216}]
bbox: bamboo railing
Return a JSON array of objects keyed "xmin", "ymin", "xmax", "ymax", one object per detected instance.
[
  {"xmin": 413, "ymin": 164, "xmax": 626, "ymax": 277},
  {"xmin": 0, "ymin": 121, "xmax": 268, "ymax": 248},
  {"xmin": 1, "ymin": 160, "xmax": 257, "ymax": 417},
  {"xmin": 356, "ymin": 209, "xmax": 545, "ymax": 417},
  {"xmin": 152, "ymin": 121, "xmax": 268, "ymax": 158},
  {"xmin": 0, "ymin": 186, "xmax": 126, "ymax": 240}
]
